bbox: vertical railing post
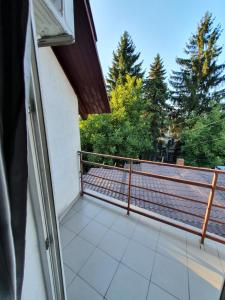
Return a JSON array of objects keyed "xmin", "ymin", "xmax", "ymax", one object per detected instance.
[
  {"xmin": 201, "ymin": 172, "xmax": 218, "ymax": 244},
  {"xmin": 79, "ymin": 152, "xmax": 84, "ymax": 196},
  {"xmin": 127, "ymin": 159, "xmax": 133, "ymax": 215}
]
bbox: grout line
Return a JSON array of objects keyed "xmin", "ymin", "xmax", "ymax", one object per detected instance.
[
  {"xmin": 76, "ymin": 273, "xmax": 105, "ymax": 298},
  {"xmin": 103, "ymin": 229, "xmax": 133, "ymax": 298},
  {"xmin": 150, "ymin": 282, "xmax": 180, "ymax": 300}
]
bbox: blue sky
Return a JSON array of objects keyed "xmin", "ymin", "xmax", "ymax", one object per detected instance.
[{"xmin": 90, "ymin": 0, "xmax": 225, "ymax": 80}]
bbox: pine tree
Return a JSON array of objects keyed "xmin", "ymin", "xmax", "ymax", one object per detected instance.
[
  {"xmin": 170, "ymin": 12, "xmax": 225, "ymax": 117},
  {"xmin": 145, "ymin": 54, "xmax": 168, "ymax": 159},
  {"xmin": 107, "ymin": 31, "xmax": 144, "ymax": 91}
]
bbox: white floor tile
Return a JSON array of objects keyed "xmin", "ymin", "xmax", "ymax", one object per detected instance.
[
  {"xmin": 111, "ymin": 215, "xmax": 137, "ymax": 238},
  {"xmin": 61, "ymin": 208, "xmax": 78, "ymax": 225},
  {"xmin": 188, "ymin": 257, "xmax": 224, "ymax": 300},
  {"xmin": 67, "ymin": 276, "xmax": 103, "ymax": 300},
  {"xmin": 151, "ymin": 253, "xmax": 189, "ymax": 300},
  {"xmin": 63, "ymin": 236, "xmax": 95, "ymax": 274},
  {"xmin": 94, "ymin": 209, "xmax": 119, "ymax": 228},
  {"xmin": 147, "ymin": 283, "xmax": 178, "ymax": 300},
  {"xmin": 79, "ymin": 248, "xmax": 119, "ymax": 296},
  {"xmin": 79, "ymin": 220, "xmax": 108, "ymax": 246},
  {"xmin": 73, "ymin": 199, "xmax": 88, "ymax": 212},
  {"xmin": 122, "ymin": 240, "xmax": 155, "ymax": 279},
  {"xmin": 106, "ymin": 263, "xmax": 149, "ymax": 300},
  {"xmin": 63, "ymin": 264, "xmax": 76, "ymax": 287},
  {"xmin": 157, "ymin": 230, "xmax": 187, "ymax": 262},
  {"xmin": 60, "ymin": 226, "xmax": 76, "ymax": 248},
  {"xmin": 132, "ymin": 222, "xmax": 159, "ymax": 250},
  {"xmin": 78, "ymin": 202, "xmax": 103, "ymax": 218},
  {"xmin": 64, "ymin": 212, "xmax": 91, "ymax": 234},
  {"xmin": 98, "ymin": 230, "xmax": 129, "ymax": 261},
  {"xmin": 187, "ymin": 238, "xmax": 223, "ymax": 274}
]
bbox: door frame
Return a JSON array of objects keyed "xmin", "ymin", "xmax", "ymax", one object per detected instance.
[{"xmin": 27, "ymin": 30, "xmax": 66, "ymax": 300}]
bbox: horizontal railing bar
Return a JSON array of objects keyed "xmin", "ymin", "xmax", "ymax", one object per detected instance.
[
  {"xmin": 209, "ymin": 217, "xmax": 225, "ymax": 225},
  {"xmin": 82, "ymin": 159, "xmax": 212, "ymax": 189},
  {"xmin": 83, "ymin": 181, "xmax": 205, "ymax": 220},
  {"xmin": 81, "ymin": 160, "xmax": 129, "ymax": 172},
  {"xmin": 85, "ymin": 173, "xmax": 208, "ymax": 205},
  {"xmin": 83, "ymin": 191, "xmax": 127, "ymax": 210},
  {"xmin": 83, "ymin": 180, "xmax": 128, "ymax": 198},
  {"xmin": 83, "ymin": 191, "xmax": 202, "ymax": 237},
  {"xmin": 86, "ymin": 173, "xmax": 225, "ymax": 210},
  {"xmin": 212, "ymin": 203, "xmax": 225, "ymax": 210},
  {"xmin": 130, "ymin": 183, "xmax": 207, "ymax": 205},
  {"xmin": 132, "ymin": 169, "xmax": 212, "ymax": 189},
  {"xmin": 85, "ymin": 172, "xmax": 128, "ymax": 186},
  {"xmin": 216, "ymin": 185, "xmax": 225, "ymax": 192},
  {"xmin": 78, "ymin": 150, "xmax": 225, "ymax": 174},
  {"xmin": 205, "ymin": 233, "xmax": 225, "ymax": 244}
]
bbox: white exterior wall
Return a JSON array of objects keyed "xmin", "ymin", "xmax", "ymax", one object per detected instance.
[
  {"xmin": 22, "ymin": 196, "xmax": 47, "ymax": 300},
  {"xmin": 37, "ymin": 47, "xmax": 81, "ymax": 216}
]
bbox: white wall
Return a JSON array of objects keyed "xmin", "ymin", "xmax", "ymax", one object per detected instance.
[
  {"xmin": 22, "ymin": 196, "xmax": 47, "ymax": 300},
  {"xmin": 37, "ymin": 47, "xmax": 81, "ymax": 216}
]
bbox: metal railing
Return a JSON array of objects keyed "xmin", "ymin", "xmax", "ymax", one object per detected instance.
[{"xmin": 78, "ymin": 151, "xmax": 225, "ymax": 244}]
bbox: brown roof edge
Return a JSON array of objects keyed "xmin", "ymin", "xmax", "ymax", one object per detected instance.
[
  {"xmin": 52, "ymin": 0, "xmax": 110, "ymax": 118},
  {"xmin": 84, "ymin": 0, "xmax": 98, "ymax": 42}
]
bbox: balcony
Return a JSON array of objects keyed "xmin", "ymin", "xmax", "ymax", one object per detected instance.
[{"xmin": 60, "ymin": 152, "xmax": 225, "ymax": 300}]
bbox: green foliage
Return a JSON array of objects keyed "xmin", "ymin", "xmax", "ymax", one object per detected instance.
[
  {"xmin": 80, "ymin": 76, "xmax": 153, "ymax": 159},
  {"xmin": 181, "ymin": 106, "xmax": 225, "ymax": 167},
  {"xmin": 145, "ymin": 54, "xmax": 169, "ymax": 158},
  {"xmin": 170, "ymin": 12, "xmax": 225, "ymax": 118},
  {"xmin": 81, "ymin": 12, "xmax": 225, "ymax": 168},
  {"xmin": 107, "ymin": 31, "xmax": 144, "ymax": 92}
]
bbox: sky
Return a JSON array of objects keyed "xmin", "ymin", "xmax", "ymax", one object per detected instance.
[{"xmin": 90, "ymin": 0, "xmax": 225, "ymax": 80}]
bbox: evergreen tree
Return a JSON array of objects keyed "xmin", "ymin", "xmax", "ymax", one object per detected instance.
[
  {"xmin": 170, "ymin": 12, "xmax": 225, "ymax": 118},
  {"xmin": 107, "ymin": 31, "xmax": 144, "ymax": 91},
  {"xmin": 145, "ymin": 54, "xmax": 168, "ymax": 159}
]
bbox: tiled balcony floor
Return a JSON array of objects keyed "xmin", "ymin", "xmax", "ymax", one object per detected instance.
[{"xmin": 59, "ymin": 195, "xmax": 225, "ymax": 300}]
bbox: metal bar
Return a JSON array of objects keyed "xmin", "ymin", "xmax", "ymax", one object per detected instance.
[
  {"xmin": 205, "ymin": 233, "xmax": 225, "ymax": 245},
  {"xmin": 83, "ymin": 191, "xmax": 202, "ymax": 237},
  {"xmin": 81, "ymin": 159, "xmax": 129, "ymax": 172},
  {"xmin": 82, "ymin": 180, "xmax": 127, "ymax": 198},
  {"xmin": 83, "ymin": 179, "xmax": 205, "ymax": 220},
  {"xmin": 78, "ymin": 150, "xmax": 225, "ymax": 174},
  {"xmin": 131, "ymin": 183, "xmax": 207, "ymax": 206},
  {"xmin": 85, "ymin": 172, "xmax": 225, "ymax": 209},
  {"xmin": 79, "ymin": 152, "xmax": 84, "ymax": 196},
  {"xmin": 216, "ymin": 185, "xmax": 225, "ymax": 192},
  {"xmin": 201, "ymin": 173, "xmax": 219, "ymax": 244},
  {"xmin": 85, "ymin": 172, "xmax": 128, "ymax": 186},
  {"xmin": 83, "ymin": 191, "xmax": 127, "ymax": 210},
  {"xmin": 127, "ymin": 160, "xmax": 132, "ymax": 215},
  {"xmin": 82, "ymin": 158, "xmax": 212, "ymax": 189},
  {"xmin": 132, "ymin": 169, "xmax": 212, "ymax": 189}
]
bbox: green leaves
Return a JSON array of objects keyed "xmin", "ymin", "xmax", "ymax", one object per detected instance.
[
  {"xmin": 181, "ymin": 106, "xmax": 225, "ymax": 167},
  {"xmin": 80, "ymin": 76, "xmax": 153, "ymax": 159}
]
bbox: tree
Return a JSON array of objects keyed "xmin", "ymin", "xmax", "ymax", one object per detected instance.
[
  {"xmin": 170, "ymin": 12, "xmax": 225, "ymax": 118},
  {"xmin": 107, "ymin": 31, "xmax": 144, "ymax": 92},
  {"xmin": 145, "ymin": 54, "xmax": 168, "ymax": 159},
  {"xmin": 181, "ymin": 106, "xmax": 225, "ymax": 167},
  {"xmin": 80, "ymin": 76, "xmax": 153, "ymax": 160}
]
